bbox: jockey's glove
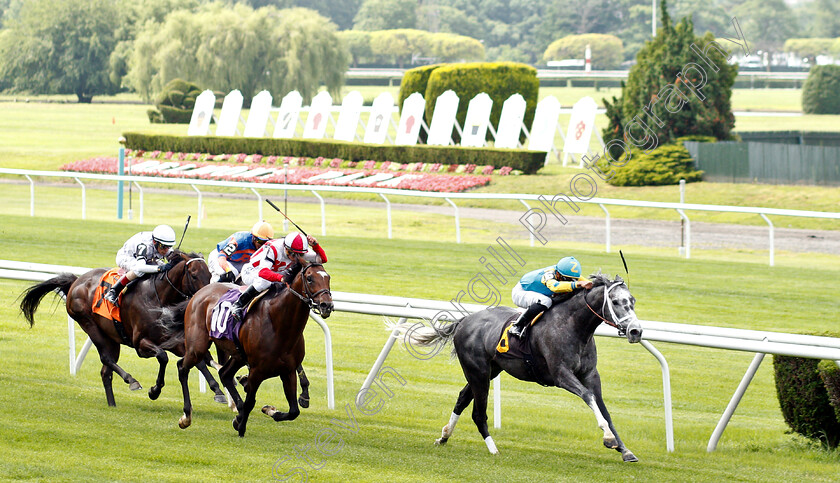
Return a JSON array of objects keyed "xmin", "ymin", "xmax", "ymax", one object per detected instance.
[{"xmin": 158, "ymin": 262, "xmax": 174, "ymax": 273}]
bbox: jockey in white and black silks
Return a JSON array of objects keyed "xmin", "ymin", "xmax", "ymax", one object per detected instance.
[
  {"xmin": 208, "ymin": 221, "xmax": 274, "ymax": 283},
  {"xmin": 230, "ymin": 232, "xmax": 328, "ymax": 321},
  {"xmin": 508, "ymin": 256, "xmax": 594, "ymax": 338},
  {"xmin": 103, "ymin": 224, "xmax": 177, "ymax": 305}
]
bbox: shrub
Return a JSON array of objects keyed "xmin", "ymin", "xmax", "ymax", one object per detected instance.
[
  {"xmin": 600, "ymin": 143, "xmax": 703, "ymax": 186},
  {"xmin": 783, "ymin": 38, "xmax": 836, "ymax": 59},
  {"xmin": 543, "ymin": 34, "xmax": 624, "ymax": 70},
  {"xmin": 802, "ymin": 65, "xmax": 840, "ymax": 115},
  {"xmin": 147, "ymin": 78, "xmax": 203, "ymax": 124},
  {"xmin": 398, "ymin": 64, "xmax": 442, "ymax": 109},
  {"xmin": 774, "ymin": 354, "xmax": 840, "ymax": 448},
  {"xmin": 424, "ymin": 62, "xmax": 539, "ymax": 143},
  {"xmin": 818, "ymin": 360, "xmax": 840, "ymax": 424},
  {"xmin": 122, "ymin": 132, "xmax": 545, "ymax": 174}
]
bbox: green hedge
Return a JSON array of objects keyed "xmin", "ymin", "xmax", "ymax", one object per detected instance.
[
  {"xmin": 123, "ymin": 133, "xmax": 545, "ymax": 174},
  {"xmin": 819, "ymin": 360, "xmax": 840, "ymax": 424},
  {"xmin": 147, "ymin": 78, "xmax": 203, "ymax": 124},
  {"xmin": 774, "ymin": 354, "xmax": 840, "ymax": 448},
  {"xmin": 802, "ymin": 65, "xmax": 840, "ymax": 115},
  {"xmin": 398, "ymin": 64, "xmax": 442, "ymax": 109},
  {"xmin": 599, "ymin": 143, "xmax": 703, "ymax": 186},
  {"xmin": 424, "ymin": 62, "xmax": 538, "ymax": 144}
]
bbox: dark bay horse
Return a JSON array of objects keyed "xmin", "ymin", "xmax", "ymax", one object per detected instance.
[
  {"xmin": 163, "ymin": 262, "xmax": 333, "ymax": 436},
  {"xmin": 398, "ymin": 273, "xmax": 643, "ymax": 462},
  {"xmin": 19, "ymin": 250, "xmax": 227, "ymax": 407}
]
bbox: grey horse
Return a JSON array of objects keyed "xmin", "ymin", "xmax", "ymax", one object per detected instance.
[{"xmin": 399, "ymin": 273, "xmax": 643, "ymax": 462}]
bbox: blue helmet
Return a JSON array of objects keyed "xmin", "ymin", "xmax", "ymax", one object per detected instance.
[{"xmin": 555, "ymin": 256, "xmax": 581, "ymax": 279}]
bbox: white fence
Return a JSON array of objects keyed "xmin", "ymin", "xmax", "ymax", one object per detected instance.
[
  {"xmin": 5, "ymin": 260, "xmax": 840, "ymax": 453},
  {"xmin": 3, "ymin": 168, "xmax": 840, "ymax": 266}
]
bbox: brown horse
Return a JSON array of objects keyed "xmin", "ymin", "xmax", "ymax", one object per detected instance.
[
  {"xmin": 19, "ymin": 250, "xmax": 227, "ymax": 407},
  {"xmin": 163, "ymin": 262, "xmax": 333, "ymax": 436}
]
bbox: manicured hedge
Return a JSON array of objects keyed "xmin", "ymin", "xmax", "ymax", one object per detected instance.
[
  {"xmin": 774, "ymin": 353, "xmax": 840, "ymax": 448},
  {"xmin": 802, "ymin": 65, "xmax": 840, "ymax": 115},
  {"xmin": 147, "ymin": 78, "xmax": 203, "ymax": 124},
  {"xmin": 424, "ymin": 62, "xmax": 538, "ymax": 143},
  {"xmin": 122, "ymin": 133, "xmax": 545, "ymax": 174}
]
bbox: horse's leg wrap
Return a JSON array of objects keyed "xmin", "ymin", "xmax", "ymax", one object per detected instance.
[{"xmin": 436, "ymin": 412, "xmax": 460, "ymax": 445}]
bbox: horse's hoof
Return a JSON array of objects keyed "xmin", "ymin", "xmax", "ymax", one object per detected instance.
[
  {"xmin": 622, "ymin": 451, "xmax": 639, "ymax": 463},
  {"xmin": 214, "ymin": 394, "xmax": 227, "ymax": 404},
  {"xmin": 149, "ymin": 387, "xmax": 161, "ymax": 400},
  {"xmin": 232, "ymin": 416, "xmax": 241, "ymax": 432},
  {"xmin": 178, "ymin": 414, "xmax": 191, "ymax": 429},
  {"xmin": 603, "ymin": 438, "xmax": 619, "ymax": 450},
  {"xmin": 129, "ymin": 381, "xmax": 142, "ymax": 391},
  {"xmin": 434, "ymin": 437, "xmax": 448, "ymax": 446},
  {"xmin": 298, "ymin": 396, "xmax": 310, "ymax": 409},
  {"xmin": 262, "ymin": 405, "xmax": 277, "ymax": 417}
]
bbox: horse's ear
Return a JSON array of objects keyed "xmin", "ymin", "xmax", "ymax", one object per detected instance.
[{"xmin": 615, "ymin": 274, "xmax": 624, "ymax": 283}]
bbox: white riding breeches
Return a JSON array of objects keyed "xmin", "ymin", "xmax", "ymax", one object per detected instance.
[
  {"xmin": 240, "ymin": 263, "xmax": 272, "ymax": 292},
  {"xmin": 208, "ymin": 249, "xmax": 240, "ymax": 282},
  {"xmin": 511, "ymin": 283, "xmax": 552, "ymax": 309}
]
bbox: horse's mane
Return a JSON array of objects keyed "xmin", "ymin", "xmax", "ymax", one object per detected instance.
[
  {"xmin": 588, "ymin": 271, "xmax": 623, "ymax": 287},
  {"xmin": 265, "ymin": 262, "xmax": 305, "ymax": 297},
  {"xmin": 169, "ymin": 250, "xmax": 203, "ymax": 263}
]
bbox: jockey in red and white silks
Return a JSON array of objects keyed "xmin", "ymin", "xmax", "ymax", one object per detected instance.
[{"xmin": 231, "ymin": 232, "xmax": 327, "ymax": 320}]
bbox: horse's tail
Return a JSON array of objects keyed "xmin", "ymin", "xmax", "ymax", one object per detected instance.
[
  {"xmin": 19, "ymin": 273, "xmax": 78, "ymax": 327},
  {"xmin": 155, "ymin": 299, "xmax": 190, "ymax": 350},
  {"xmin": 386, "ymin": 318, "xmax": 459, "ymax": 348}
]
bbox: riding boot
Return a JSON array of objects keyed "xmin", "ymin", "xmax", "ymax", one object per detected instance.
[
  {"xmin": 104, "ymin": 275, "xmax": 130, "ymax": 305},
  {"xmin": 231, "ymin": 286, "xmax": 260, "ymax": 322},
  {"xmin": 508, "ymin": 303, "xmax": 546, "ymax": 338}
]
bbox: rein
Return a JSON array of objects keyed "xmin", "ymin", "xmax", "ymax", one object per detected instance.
[
  {"xmin": 285, "ymin": 263, "xmax": 331, "ymax": 315},
  {"xmin": 584, "ymin": 281, "xmax": 630, "ymax": 336},
  {"xmin": 160, "ymin": 257, "xmax": 206, "ymax": 301}
]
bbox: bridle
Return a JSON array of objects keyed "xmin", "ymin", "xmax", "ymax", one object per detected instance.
[
  {"xmin": 158, "ymin": 256, "xmax": 207, "ymax": 303},
  {"xmin": 584, "ymin": 281, "xmax": 633, "ymax": 336},
  {"xmin": 284, "ymin": 262, "xmax": 331, "ymax": 315}
]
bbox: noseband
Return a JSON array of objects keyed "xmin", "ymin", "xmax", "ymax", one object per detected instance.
[
  {"xmin": 584, "ymin": 281, "xmax": 632, "ymax": 336},
  {"xmin": 284, "ymin": 263, "xmax": 331, "ymax": 315}
]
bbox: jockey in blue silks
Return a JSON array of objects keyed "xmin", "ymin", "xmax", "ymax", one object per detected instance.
[{"xmin": 508, "ymin": 256, "xmax": 594, "ymax": 338}]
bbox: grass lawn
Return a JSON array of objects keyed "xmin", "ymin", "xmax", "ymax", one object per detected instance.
[{"xmin": 1, "ymin": 211, "xmax": 839, "ymax": 481}]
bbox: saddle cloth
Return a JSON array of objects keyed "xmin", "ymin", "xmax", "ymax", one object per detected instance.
[
  {"xmin": 92, "ymin": 268, "xmax": 123, "ymax": 322},
  {"xmin": 209, "ymin": 288, "xmax": 245, "ymax": 341}
]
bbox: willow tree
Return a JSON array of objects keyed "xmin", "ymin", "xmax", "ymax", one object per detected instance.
[
  {"xmin": 0, "ymin": 0, "xmax": 120, "ymax": 102},
  {"xmin": 127, "ymin": 4, "xmax": 348, "ymax": 103}
]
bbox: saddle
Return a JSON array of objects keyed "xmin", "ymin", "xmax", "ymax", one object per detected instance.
[
  {"xmin": 209, "ymin": 285, "xmax": 276, "ymax": 342},
  {"xmin": 495, "ymin": 311, "xmax": 551, "ymax": 387},
  {"xmin": 92, "ymin": 268, "xmax": 132, "ymax": 346}
]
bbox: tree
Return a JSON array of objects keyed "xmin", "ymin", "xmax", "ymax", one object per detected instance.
[
  {"xmin": 731, "ymin": 0, "xmax": 795, "ymax": 52},
  {"xmin": 242, "ymin": 0, "xmax": 362, "ymax": 30},
  {"xmin": 127, "ymin": 4, "xmax": 349, "ymax": 103},
  {"xmin": 602, "ymin": 0, "xmax": 737, "ymax": 159},
  {"xmin": 429, "ymin": 33, "xmax": 485, "ymax": 62},
  {"xmin": 369, "ymin": 29, "xmax": 431, "ymax": 67},
  {"xmin": 543, "ymin": 34, "xmax": 624, "ymax": 69},
  {"xmin": 353, "ymin": 0, "xmax": 416, "ymax": 31},
  {"xmin": 337, "ymin": 30, "xmax": 373, "ymax": 67},
  {"xmin": 0, "ymin": 0, "xmax": 120, "ymax": 102}
]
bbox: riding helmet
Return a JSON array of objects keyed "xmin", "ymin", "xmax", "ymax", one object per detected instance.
[
  {"xmin": 284, "ymin": 232, "xmax": 309, "ymax": 254},
  {"xmin": 251, "ymin": 221, "xmax": 274, "ymax": 241},
  {"xmin": 555, "ymin": 256, "xmax": 581, "ymax": 278},
  {"xmin": 152, "ymin": 225, "xmax": 177, "ymax": 247}
]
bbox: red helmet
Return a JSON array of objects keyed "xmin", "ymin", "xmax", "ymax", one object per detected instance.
[{"xmin": 283, "ymin": 232, "xmax": 309, "ymax": 254}]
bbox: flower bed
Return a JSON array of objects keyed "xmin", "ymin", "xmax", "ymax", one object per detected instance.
[{"xmin": 62, "ymin": 156, "xmax": 495, "ymax": 193}]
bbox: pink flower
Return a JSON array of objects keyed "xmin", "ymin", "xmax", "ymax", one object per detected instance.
[
  {"xmin": 499, "ymin": 166, "xmax": 513, "ymax": 176},
  {"xmin": 164, "ymin": 151, "xmax": 174, "ymax": 160},
  {"xmin": 252, "ymin": 154, "xmax": 263, "ymax": 164},
  {"xmin": 447, "ymin": 164, "xmax": 458, "ymax": 172},
  {"xmin": 330, "ymin": 158, "xmax": 341, "ymax": 168},
  {"xmin": 266, "ymin": 156, "xmax": 278, "ymax": 165},
  {"xmin": 481, "ymin": 165, "xmax": 495, "ymax": 175},
  {"xmin": 363, "ymin": 160, "xmax": 376, "ymax": 169},
  {"xmin": 178, "ymin": 152, "xmax": 187, "ymax": 161},
  {"xmin": 380, "ymin": 161, "xmax": 391, "ymax": 170},
  {"xmin": 235, "ymin": 153, "xmax": 247, "ymax": 163},
  {"xmin": 313, "ymin": 157, "xmax": 325, "ymax": 167}
]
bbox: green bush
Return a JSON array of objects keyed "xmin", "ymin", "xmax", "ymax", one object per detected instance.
[
  {"xmin": 774, "ymin": 355, "xmax": 840, "ymax": 448},
  {"xmin": 424, "ymin": 62, "xmax": 539, "ymax": 143},
  {"xmin": 146, "ymin": 109, "xmax": 164, "ymax": 124},
  {"xmin": 122, "ymin": 132, "xmax": 545, "ymax": 174},
  {"xmin": 600, "ymin": 143, "xmax": 703, "ymax": 186},
  {"xmin": 818, "ymin": 360, "xmax": 840, "ymax": 424},
  {"xmin": 147, "ymin": 78, "xmax": 203, "ymax": 124},
  {"xmin": 543, "ymin": 34, "xmax": 623, "ymax": 70},
  {"xmin": 398, "ymin": 64, "xmax": 442, "ymax": 110},
  {"xmin": 783, "ymin": 38, "xmax": 836, "ymax": 58},
  {"xmin": 802, "ymin": 65, "xmax": 840, "ymax": 115}
]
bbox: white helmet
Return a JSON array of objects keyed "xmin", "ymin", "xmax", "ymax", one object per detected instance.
[
  {"xmin": 283, "ymin": 232, "xmax": 309, "ymax": 254},
  {"xmin": 152, "ymin": 225, "xmax": 177, "ymax": 246}
]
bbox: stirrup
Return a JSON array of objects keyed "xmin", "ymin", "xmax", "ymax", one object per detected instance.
[
  {"xmin": 508, "ymin": 324, "xmax": 525, "ymax": 337},
  {"xmin": 104, "ymin": 289, "xmax": 119, "ymax": 305}
]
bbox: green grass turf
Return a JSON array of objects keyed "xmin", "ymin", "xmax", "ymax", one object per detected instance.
[{"xmin": 1, "ymin": 206, "xmax": 840, "ymax": 481}]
